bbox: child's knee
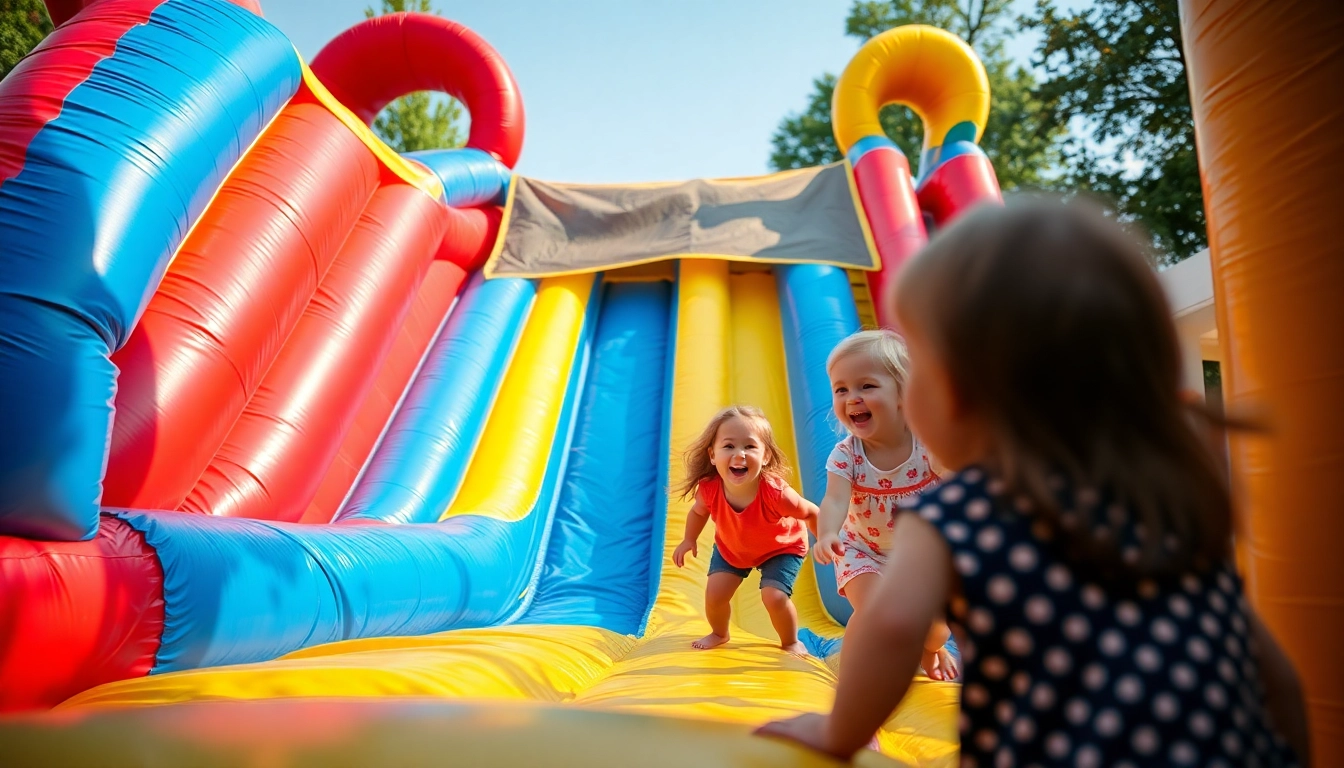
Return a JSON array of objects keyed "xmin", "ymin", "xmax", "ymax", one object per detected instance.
[{"xmin": 761, "ymin": 586, "xmax": 791, "ymax": 610}]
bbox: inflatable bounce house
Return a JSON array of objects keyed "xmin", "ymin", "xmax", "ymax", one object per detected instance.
[{"xmin": 1, "ymin": 0, "xmax": 1339, "ymax": 765}]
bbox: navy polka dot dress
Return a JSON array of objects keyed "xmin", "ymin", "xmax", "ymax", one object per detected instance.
[{"xmin": 909, "ymin": 467, "xmax": 1299, "ymax": 767}]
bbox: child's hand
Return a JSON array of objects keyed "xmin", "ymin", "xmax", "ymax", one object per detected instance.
[
  {"xmin": 755, "ymin": 713, "xmax": 856, "ymax": 759},
  {"xmin": 672, "ymin": 538, "xmax": 697, "ymax": 568},
  {"xmin": 813, "ymin": 533, "xmax": 844, "ymax": 565}
]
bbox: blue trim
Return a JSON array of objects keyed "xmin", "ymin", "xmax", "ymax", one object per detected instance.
[
  {"xmin": 845, "ymin": 134, "xmax": 903, "ymax": 166},
  {"xmin": 404, "ymin": 148, "xmax": 511, "ymax": 208},
  {"xmin": 637, "ymin": 269, "xmax": 680, "ymax": 636},
  {"xmin": 337, "ymin": 274, "xmax": 535, "ymax": 525},
  {"xmin": 520, "ymin": 280, "xmax": 672, "ymax": 634},
  {"xmin": 916, "ymin": 120, "xmax": 985, "ymax": 183},
  {"xmin": 0, "ymin": 0, "xmax": 300, "ymax": 540},
  {"xmin": 774, "ymin": 264, "xmax": 862, "ymax": 625}
]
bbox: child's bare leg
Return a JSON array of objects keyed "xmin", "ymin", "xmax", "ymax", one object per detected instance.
[
  {"xmin": 841, "ymin": 571, "xmax": 881, "ymax": 614},
  {"xmin": 762, "ymin": 587, "xmax": 806, "ymax": 655},
  {"xmin": 693, "ymin": 572, "xmax": 741, "ymax": 650}
]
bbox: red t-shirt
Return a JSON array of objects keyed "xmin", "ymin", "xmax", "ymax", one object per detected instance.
[{"xmin": 696, "ymin": 475, "xmax": 810, "ymax": 569}]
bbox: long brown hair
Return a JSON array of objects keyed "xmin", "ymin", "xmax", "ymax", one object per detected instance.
[
  {"xmin": 895, "ymin": 198, "xmax": 1234, "ymax": 582},
  {"xmin": 675, "ymin": 405, "xmax": 791, "ymax": 500}
]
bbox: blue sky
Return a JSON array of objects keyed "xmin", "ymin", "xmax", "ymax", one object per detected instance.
[{"xmin": 262, "ymin": 0, "xmax": 1070, "ymax": 183}]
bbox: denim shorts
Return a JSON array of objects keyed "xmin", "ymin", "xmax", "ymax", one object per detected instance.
[{"xmin": 708, "ymin": 545, "xmax": 804, "ymax": 596}]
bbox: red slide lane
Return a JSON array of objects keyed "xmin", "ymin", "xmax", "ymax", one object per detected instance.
[
  {"xmin": 179, "ymin": 183, "xmax": 452, "ymax": 522},
  {"xmin": 0, "ymin": 516, "xmax": 162, "ymax": 712},
  {"xmin": 104, "ymin": 97, "xmax": 381, "ymax": 511},
  {"xmin": 299, "ymin": 204, "xmax": 500, "ymax": 525},
  {"xmin": 300, "ymin": 260, "xmax": 466, "ymax": 524}
]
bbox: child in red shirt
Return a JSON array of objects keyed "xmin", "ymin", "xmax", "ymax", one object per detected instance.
[{"xmin": 672, "ymin": 405, "xmax": 819, "ymax": 655}]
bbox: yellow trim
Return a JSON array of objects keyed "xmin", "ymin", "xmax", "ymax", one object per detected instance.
[
  {"xmin": 481, "ymin": 172, "xmax": 520, "ymax": 277},
  {"xmin": 832, "ymin": 25, "xmax": 990, "ymax": 155},
  {"xmin": 843, "ymin": 157, "xmax": 884, "ymax": 273},
  {"xmin": 297, "ymin": 56, "xmax": 445, "ymax": 200},
  {"xmin": 486, "ymin": 251, "xmax": 880, "ymax": 281},
  {"xmin": 440, "ymin": 274, "xmax": 594, "ymax": 522}
]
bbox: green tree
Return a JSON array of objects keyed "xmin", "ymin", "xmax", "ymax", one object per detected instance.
[
  {"xmin": 770, "ymin": 0, "xmax": 1063, "ymax": 191},
  {"xmin": 1, "ymin": 0, "xmax": 53, "ymax": 80},
  {"xmin": 363, "ymin": 0, "xmax": 465, "ymax": 152},
  {"xmin": 1024, "ymin": 0, "xmax": 1204, "ymax": 263}
]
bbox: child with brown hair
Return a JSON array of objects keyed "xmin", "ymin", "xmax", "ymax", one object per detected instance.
[
  {"xmin": 672, "ymin": 405, "xmax": 819, "ymax": 655},
  {"xmin": 759, "ymin": 200, "xmax": 1308, "ymax": 765}
]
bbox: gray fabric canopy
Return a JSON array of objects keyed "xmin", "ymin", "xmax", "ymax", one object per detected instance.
[{"xmin": 484, "ymin": 162, "xmax": 878, "ymax": 278}]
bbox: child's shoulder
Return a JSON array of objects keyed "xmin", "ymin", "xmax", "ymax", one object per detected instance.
[
  {"xmin": 827, "ymin": 435, "xmax": 860, "ymax": 468},
  {"xmin": 695, "ymin": 475, "xmax": 723, "ymax": 498}
]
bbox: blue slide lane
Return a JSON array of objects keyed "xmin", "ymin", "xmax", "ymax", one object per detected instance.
[
  {"xmin": 775, "ymin": 264, "xmax": 862, "ymax": 625},
  {"xmin": 338, "ymin": 274, "xmax": 536, "ymax": 524},
  {"xmin": 110, "ymin": 276, "xmax": 600, "ymax": 673},
  {"xmin": 0, "ymin": 0, "xmax": 300, "ymax": 540},
  {"xmin": 521, "ymin": 281, "xmax": 671, "ymax": 634}
]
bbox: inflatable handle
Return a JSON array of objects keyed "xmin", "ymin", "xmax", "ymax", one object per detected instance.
[{"xmin": 311, "ymin": 13, "xmax": 525, "ymax": 168}]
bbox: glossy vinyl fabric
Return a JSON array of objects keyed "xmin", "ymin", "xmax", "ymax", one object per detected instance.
[
  {"xmin": 336, "ymin": 274, "xmax": 537, "ymax": 525},
  {"xmin": 775, "ymin": 264, "xmax": 863, "ymax": 623},
  {"xmin": 300, "ymin": 259, "xmax": 468, "ymax": 526},
  {"xmin": 833, "ymin": 25, "xmax": 1000, "ymax": 328},
  {"xmin": 0, "ymin": 0, "xmax": 300, "ymax": 540},
  {"xmin": 58, "ymin": 266, "xmax": 960, "ymax": 767},
  {"xmin": 0, "ymin": 699, "xmax": 910, "ymax": 768},
  {"xmin": 180, "ymin": 183, "xmax": 450, "ymax": 522},
  {"xmin": 0, "ymin": 515, "xmax": 162, "ymax": 711},
  {"xmin": 408, "ymin": 147, "xmax": 513, "ymax": 208},
  {"xmin": 91, "ymin": 274, "xmax": 597, "ymax": 674},
  {"xmin": 105, "ymin": 94, "xmax": 383, "ymax": 512},
  {"xmin": 310, "ymin": 12, "xmax": 526, "ymax": 167},
  {"xmin": 520, "ymin": 281, "xmax": 672, "ymax": 633},
  {"xmin": 1181, "ymin": 0, "xmax": 1344, "ymax": 762}
]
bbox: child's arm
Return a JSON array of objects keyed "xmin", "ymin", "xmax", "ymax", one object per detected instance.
[
  {"xmin": 812, "ymin": 473, "xmax": 850, "ymax": 565},
  {"xmin": 1249, "ymin": 609, "xmax": 1311, "ymax": 765},
  {"xmin": 779, "ymin": 486, "xmax": 820, "ymax": 538},
  {"xmin": 756, "ymin": 514, "xmax": 952, "ymax": 759},
  {"xmin": 920, "ymin": 619, "xmax": 959, "ymax": 681},
  {"xmin": 672, "ymin": 501, "xmax": 710, "ymax": 568}
]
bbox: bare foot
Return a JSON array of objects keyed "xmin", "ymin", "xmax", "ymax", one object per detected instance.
[
  {"xmin": 781, "ymin": 641, "xmax": 809, "ymax": 657},
  {"xmin": 692, "ymin": 632, "xmax": 730, "ymax": 650}
]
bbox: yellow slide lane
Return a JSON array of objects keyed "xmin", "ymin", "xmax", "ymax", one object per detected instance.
[{"xmin": 445, "ymin": 273, "xmax": 594, "ymax": 522}]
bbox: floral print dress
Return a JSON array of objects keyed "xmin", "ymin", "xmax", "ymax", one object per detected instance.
[{"xmin": 826, "ymin": 434, "xmax": 939, "ymax": 594}]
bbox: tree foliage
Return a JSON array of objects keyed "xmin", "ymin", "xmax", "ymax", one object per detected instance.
[
  {"xmin": 363, "ymin": 0, "xmax": 465, "ymax": 153},
  {"xmin": 0, "ymin": 0, "xmax": 52, "ymax": 80},
  {"xmin": 771, "ymin": 0, "xmax": 1063, "ymax": 191},
  {"xmin": 1024, "ymin": 0, "xmax": 1204, "ymax": 262}
]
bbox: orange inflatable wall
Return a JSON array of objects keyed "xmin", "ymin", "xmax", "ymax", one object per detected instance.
[{"xmin": 1180, "ymin": 1, "xmax": 1343, "ymax": 764}]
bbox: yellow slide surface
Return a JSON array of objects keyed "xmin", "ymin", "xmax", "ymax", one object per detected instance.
[{"xmin": 55, "ymin": 263, "xmax": 958, "ymax": 766}]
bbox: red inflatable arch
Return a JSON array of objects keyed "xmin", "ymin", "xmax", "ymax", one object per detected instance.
[{"xmin": 310, "ymin": 12, "xmax": 526, "ymax": 168}]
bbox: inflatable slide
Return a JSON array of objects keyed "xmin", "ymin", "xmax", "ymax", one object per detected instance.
[{"xmin": 0, "ymin": 2, "xmax": 1001, "ymax": 765}]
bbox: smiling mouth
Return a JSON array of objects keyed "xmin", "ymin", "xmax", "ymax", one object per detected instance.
[
  {"xmin": 729, "ymin": 466, "xmax": 749, "ymax": 478},
  {"xmin": 849, "ymin": 411, "xmax": 872, "ymax": 425}
]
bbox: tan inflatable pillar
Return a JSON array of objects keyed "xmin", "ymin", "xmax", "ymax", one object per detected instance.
[{"xmin": 1179, "ymin": 1, "xmax": 1343, "ymax": 763}]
